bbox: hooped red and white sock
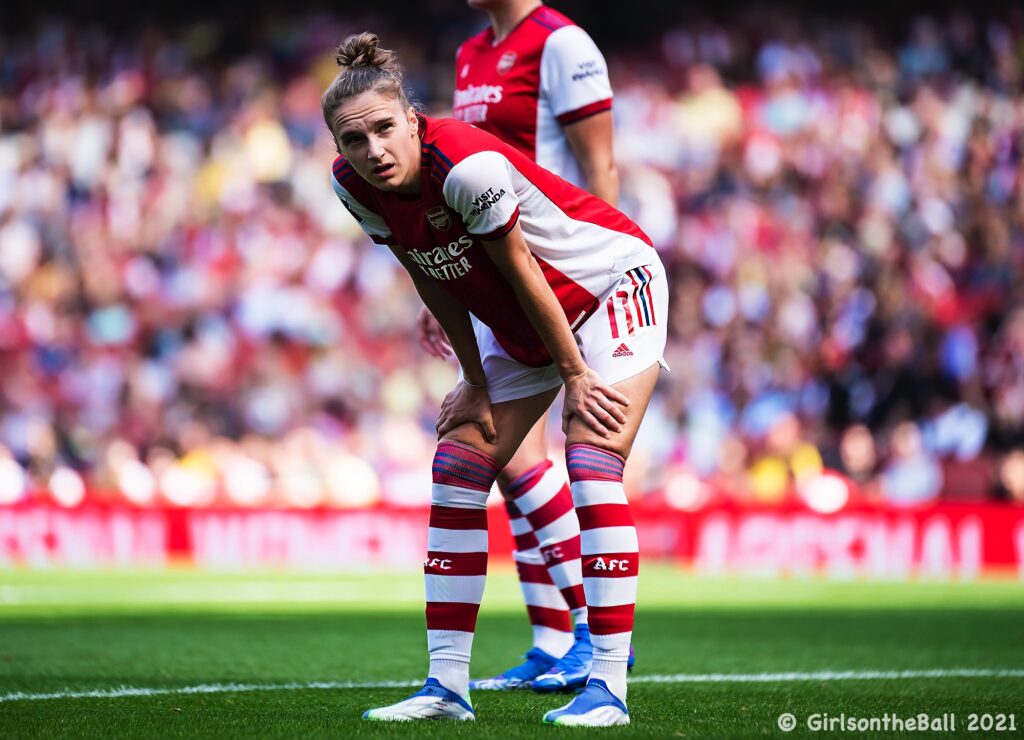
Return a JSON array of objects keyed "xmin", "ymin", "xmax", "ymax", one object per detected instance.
[
  {"xmin": 426, "ymin": 440, "xmax": 499, "ymax": 698},
  {"xmin": 503, "ymin": 467, "xmax": 577, "ymax": 657},
  {"xmin": 566, "ymin": 443, "xmax": 638, "ymax": 701},
  {"xmin": 506, "ymin": 460, "xmax": 587, "ymax": 630}
]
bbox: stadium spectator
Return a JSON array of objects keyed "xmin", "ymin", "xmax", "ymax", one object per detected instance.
[{"xmin": 0, "ymin": 5, "xmax": 1022, "ymax": 510}]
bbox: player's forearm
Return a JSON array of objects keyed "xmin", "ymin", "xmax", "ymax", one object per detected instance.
[
  {"xmin": 485, "ymin": 235, "xmax": 587, "ymax": 381},
  {"xmin": 515, "ymin": 264, "xmax": 588, "ymax": 380}
]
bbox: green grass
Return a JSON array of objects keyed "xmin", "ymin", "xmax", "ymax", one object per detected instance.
[{"xmin": 0, "ymin": 566, "xmax": 1022, "ymax": 737}]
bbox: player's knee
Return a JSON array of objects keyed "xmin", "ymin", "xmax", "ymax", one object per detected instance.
[
  {"xmin": 496, "ymin": 459, "xmax": 538, "ymax": 492},
  {"xmin": 432, "ymin": 439, "xmax": 500, "ymax": 508},
  {"xmin": 438, "ymin": 426, "xmax": 511, "ymax": 470},
  {"xmin": 564, "ymin": 416, "xmax": 632, "ymax": 460}
]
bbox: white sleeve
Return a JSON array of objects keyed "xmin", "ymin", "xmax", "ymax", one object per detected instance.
[
  {"xmin": 442, "ymin": 151, "xmax": 521, "ymax": 239},
  {"xmin": 331, "ymin": 174, "xmax": 394, "ymax": 245},
  {"xmin": 540, "ymin": 25, "xmax": 613, "ymax": 125}
]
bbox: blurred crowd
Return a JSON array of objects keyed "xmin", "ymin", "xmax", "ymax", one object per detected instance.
[{"xmin": 1, "ymin": 5, "xmax": 1023, "ymax": 511}]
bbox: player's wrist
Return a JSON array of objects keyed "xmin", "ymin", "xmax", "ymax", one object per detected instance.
[{"xmin": 560, "ymin": 364, "xmax": 589, "ymax": 383}]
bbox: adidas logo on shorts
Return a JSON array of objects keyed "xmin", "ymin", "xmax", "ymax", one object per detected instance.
[{"xmin": 612, "ymin": 343, "xmax": 634, "ymax": 357}]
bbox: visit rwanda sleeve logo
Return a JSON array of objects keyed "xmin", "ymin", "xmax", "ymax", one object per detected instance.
[{"xmin": 469, "ymin": 187, "xmax": 507, "ymax": 217}]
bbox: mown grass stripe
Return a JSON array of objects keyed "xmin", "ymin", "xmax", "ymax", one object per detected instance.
[{"xmin": 2, "ymin": 669, "xmax": 1021, "ymax": 703}]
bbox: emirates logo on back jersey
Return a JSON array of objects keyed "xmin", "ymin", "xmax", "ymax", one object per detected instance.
[
  {"xmin": 496, "ymin": 51, "xmax": 516, "ymax": 75},
  {"xmin": 453, "ymin": 83, "xmax": 504, "ymax": 124}
]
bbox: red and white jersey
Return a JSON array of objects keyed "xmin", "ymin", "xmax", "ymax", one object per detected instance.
[
  {"xmin": 331, "ymin": 116, "xmax": 652, "ymax": 367},
  {"xmin": 453, "ymin": 5, "xmax": 612, "ymax": 187}
]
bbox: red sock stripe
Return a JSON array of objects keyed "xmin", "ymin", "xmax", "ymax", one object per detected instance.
[
  {"xmin": 560, "ymin": 584, "xmax": 587, "ymax": 612},
  {"xmin": 506, "ymin": 459, "xmax": 554, "ymax": 498},
  {"xmin": 426, "ymin": 601, "xmax": 481, "ymax": 632},
  {"xmin": 514, "ymin": 530, "xmax": 540, "ymax": 551},
  {"xmin": 539, "ymin": 536, "xmax": 581, "ymax": 563},
  {"xmin": 525, "ymin": 485, "xmax": 574, "ymax": 530},
  {"xmin": 424, "ymin": 551, "xmax": 488, "ymax": 576},
  {"xmin": 526, "ymin": 605, "xmax": 573, "ymax": 632},
  {"xmin": 429, "ymin": 505, "xmax": 488, "ymax": 530},
  {"xmin": 576, "ymin": 503, "xmax": 635, "ymax": 531},
  {"xmin": 582, "ymin": 552, "xmax": 639, "ymax": 578},
  {"xmin": 515, "ymin": 560, "xmax": 551, "ymax": 583},
  {"xmin": 588, "ymin": 603, "xmax": 635, "ymax": 635}
]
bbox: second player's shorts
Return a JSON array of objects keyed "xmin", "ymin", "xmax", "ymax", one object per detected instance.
[{"xmin": 463, "ymin": 254, "xmax": 669, "ymax": 404}]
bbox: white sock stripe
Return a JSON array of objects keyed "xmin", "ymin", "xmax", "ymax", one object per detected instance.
[
  {"xmin": 512, "ymin": 548, "xmax": 546, "ymax": 565},
  {"xmin": 581, "ymin": 527, "xmax": 639, "ymax": 554},
  {"xmin": 431, "ymin": 483, "xmax": 490, "ymax": 509},
  {"xmin": 533, "ymin": 625, "xmax": 575, "ymax": 654},
  {"xmin": 427, "ymin": 629, "xmax": 475, "ymax": 671},
  {"xmin": 508, "ymin": 516, "xmax": 532, "ymax": 536},
  {"xmin": 533, "ymin": 510, "xmax": 581, "ymax": 547},
  {"xmin": 582, "ymin": 576, "xmax": 639, "ymax": 607},
  {"xmin": 570, "ymin": 606, "xmax": 589, "ymax": 623},
  {"xmin": 520, "ymin": 582, "xmax": 570, "ymax": 609},
  {"xmin": 512, "ymin": 469, "xmax": 566, "ymax": 516},
  {"xmin": 589, "ymin": 630, "xmax": 632, "ymax": 641},
  {"xmin": 424, "ymin": 575, "xmax": 486, "ymax": 604},
  {"xmin": 427, "ymin": 528, "xmax": 488, "ymax": 553},
  {"xmin": 545, "ymin": 559, "xmax": 584, "ymax": 588},
  {"xmin": 569, "ymin": 479, "xmax": 629, "ymax": 507}
]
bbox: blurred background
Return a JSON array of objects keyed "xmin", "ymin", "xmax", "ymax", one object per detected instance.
[{"xmin": 1, "ymin": 0, "xmax": 1023, "ymax": 577}]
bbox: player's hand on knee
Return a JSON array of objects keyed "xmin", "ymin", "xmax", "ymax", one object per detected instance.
[
  {"xmin": 561, "ymin": 367, "xmax": 630, "ymax": 438},
  {"xmin": 416, "ymin": 307, "xmax": 453, "ymax": 359},
  {"xmin": 436, "ymin": 381, "xmax": 498, "ymax": 443}
]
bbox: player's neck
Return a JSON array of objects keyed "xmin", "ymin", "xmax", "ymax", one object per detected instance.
[{"xmin": 489, "ymin": 0, "xmax": 542, "ymax": 44}]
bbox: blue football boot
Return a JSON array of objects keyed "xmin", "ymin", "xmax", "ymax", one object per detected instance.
[
  {"xmin": 362, "ymin": 678, "xmax": 474, "ymax": 721},
  {"xmin": 469, "ymin": 647, "xmax": 558, "ymax": 690},
  {"xmin": 542, "ymin": 678, "xmax": 630, "ymax": 726},
  {"xmin": 531, "ymin": 623, "xmax": 593, "ymax": 692}
]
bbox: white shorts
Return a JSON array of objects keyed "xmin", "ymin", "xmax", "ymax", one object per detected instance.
[{"xmin": 461, "ymin": 255, "xmax": 669, "ymax": 404}]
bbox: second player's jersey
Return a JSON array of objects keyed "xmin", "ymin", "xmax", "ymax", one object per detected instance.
[
  {"xmin": 331, "ymin": 116, "xmax": 652, "ymax": 367},
  {"xmin": 453, "ymin": 5, "xmax": 612, "ymax": 187}
]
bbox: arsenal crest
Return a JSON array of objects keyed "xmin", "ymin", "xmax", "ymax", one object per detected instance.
[
  {"xmin": 496, "ymin": 51, "xmax": 516, "ymax": 75},
  {"xmin": 426, "ymin": 206, "xmax": 451, "ymax": 230}
]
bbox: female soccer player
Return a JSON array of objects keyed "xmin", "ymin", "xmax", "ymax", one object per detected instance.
[
  {"xmin": 324, "ymin": 33, "xmax": 667, "ymax": 727},
  {"xmin": 417, "ymin": 0, "xmax": 622, "ymax": 693}
]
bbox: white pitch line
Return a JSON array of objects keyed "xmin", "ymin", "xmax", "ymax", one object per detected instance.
[
  {"xmin": 1, "ymin": 669, "xmax": 1022, "ymax": 704},
  {"xmin": 631, "ymin": 669, "xmax": 1024, "ymax": 683},
  {"xmin": 0, "ymin": 680, "xmax": 421, "ymax": 704}
]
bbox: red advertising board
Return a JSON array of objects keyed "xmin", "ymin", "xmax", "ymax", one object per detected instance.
[{"xmin": 1, "ymin": 501, "xmax": 1022, "ymax": 579}]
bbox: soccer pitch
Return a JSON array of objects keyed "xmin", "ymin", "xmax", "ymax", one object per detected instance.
[{"xmin": 0, "ymin": 566, "xmax": 1022, "ymax": 738}]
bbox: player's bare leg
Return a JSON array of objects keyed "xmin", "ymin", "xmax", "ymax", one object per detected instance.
[
  {"xmin": 543, "ymin": 363, "xmax": 660, "ymax": 727},
  {"xmin": 363, "ymin": 387, "xmax": 560, "ymax": 722}
]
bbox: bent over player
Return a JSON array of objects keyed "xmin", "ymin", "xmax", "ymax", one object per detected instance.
[
  {"xmin": 415, "ymin": 0, "xmax": 622, "ymax": 693},
  {"xmin": 323, "ymin": 33, "xmax": 667, "ymax": 727}
]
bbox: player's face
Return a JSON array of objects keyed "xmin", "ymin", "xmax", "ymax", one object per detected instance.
[{"xmin": 332, "ymin": 91, "xmax": 421, "ymax": 194}]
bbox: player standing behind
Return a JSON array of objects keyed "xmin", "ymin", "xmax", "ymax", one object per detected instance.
[
  {"xmin": 323, "ymin": 33, "xmax": 667, "ymax": 726},
  {"xmin": 417, "ymin": 0, "xmax": 623, "ymax": 693}
]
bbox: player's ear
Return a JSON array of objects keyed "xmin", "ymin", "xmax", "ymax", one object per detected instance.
[{"xmin": 407, "ymin": 106, "xmax": 418, "ymax": 133}]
